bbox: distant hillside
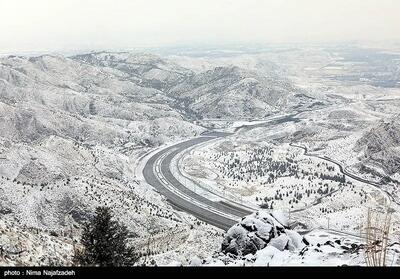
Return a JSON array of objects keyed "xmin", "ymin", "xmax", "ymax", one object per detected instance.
[
  {"xmin": 355, "ymin": 115, "xmax": 400, "ymax": 175},
  {"xmin": 73, "ymin": 52, "xmax": 301, "ymax": 119},
  {"xmin": 72, "ymin": 52, "xmax": 192, "ymax": 91}
]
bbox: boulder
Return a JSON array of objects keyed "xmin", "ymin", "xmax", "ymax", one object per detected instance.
[{"xmin": 221, "ymin": 211, "xmax": 307, "ymax": 256}]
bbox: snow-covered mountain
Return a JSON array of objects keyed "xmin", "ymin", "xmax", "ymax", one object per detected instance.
[
  {"xmin": 0, "ymin": 54, "xmax": 203, "ymax": 145},
  {"xmin": 0, "ymin": 51, "xmax": 309, "ymax": 266},
  {"xmin": 73, "ymin": 52, "xmax": 300, "ymax": 119},
  {"xmin": 355, "ymin": 115, "xmax": 400, "ymax": 175},
  {"xmin": 0, "ymin": 53, "xmax": 207, "ymax": 245},
  {"xmin": 0, "ymin": 51, "xmax": 304, "ymax": 265},
  {"xmin": 72, "ymin": 52, "xmax": 192, "ymax": 92},
  {"xmin": 4, "ymin": 48, "xmax": 395, "ymax": 267},
  {"xmin": 168, "ymin": 66, "xmax": 296, "ymax": 118}
]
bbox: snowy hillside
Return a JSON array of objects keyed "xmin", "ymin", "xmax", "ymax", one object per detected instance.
[
  {"xmin": 168, "ymin": 66, "xmax": 296, "ymax": 118},
  {"xmin": 73, "ymin": 52, "xmax": 303, "ymax": 119},
  {"xmin": 1, "ymin": 46, "xmax": 399, "ymax": 267},
  {"xmin": 0, "ymin": 53, "xmax": 209, "ymax": 265},
  {"xmin": 0, "ymin": 51, "xmax": 303, "ymax": 266},
  {"xmin": 355, "ymin": 115, "xmax": 400, "ymax": 176},
  {"xmin": 72, "ymin": 52, "xmax": 192, "ymax": 92}
]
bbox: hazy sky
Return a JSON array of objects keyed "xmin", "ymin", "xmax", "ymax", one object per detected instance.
[{"xmin": 1, "ymin": 0, "xmax": 399, "ymax": 52}]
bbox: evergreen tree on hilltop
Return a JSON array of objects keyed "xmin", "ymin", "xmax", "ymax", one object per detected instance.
[{"xmin": 74, "ymin": 206, "xmax": 138, "ymax": 266}]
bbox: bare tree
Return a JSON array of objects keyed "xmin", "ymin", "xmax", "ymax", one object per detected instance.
[{"xmin": 363, "ymin": 208, "xmax": 392, "ymax": 266}]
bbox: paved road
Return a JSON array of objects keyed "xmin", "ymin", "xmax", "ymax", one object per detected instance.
[
  {"xmin": 142, "ymin": 114, "xmax": 303, "ymax": 231},
  {"xmin": 290, "ymin": 143, "xmax": 399, "ymax": 207},
  {"xmin": 143, "ymin": 112, "xmax": 396, "ymax": 232},
  {"xmin": 143, "ymin": 133, "xmax": 252, "ymax": 231}
]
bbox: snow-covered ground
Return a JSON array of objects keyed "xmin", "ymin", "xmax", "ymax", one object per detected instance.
[
  {"xmin": 1, "ymin": 45, "xmax": 400, "ymax": 266},
  {"xmin": 177, "ymin": 74, "xmax": 400, "ymax": 249},
  {"xmin": 149, "ymin": 210, "xmax": 400, "ymax": 266}
]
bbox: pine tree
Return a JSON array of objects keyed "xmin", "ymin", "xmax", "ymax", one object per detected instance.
[{"xmin": 74, "ymin": 206, "xmax": 138, "ymax": 266}]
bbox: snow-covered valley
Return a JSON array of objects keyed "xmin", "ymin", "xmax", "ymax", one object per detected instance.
[{"xmin": 1, "ymin": 45, "xmax": 400, "ymax": 267}]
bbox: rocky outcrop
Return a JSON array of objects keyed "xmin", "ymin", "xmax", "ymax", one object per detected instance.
[
  {"xmin": 355, "ymin": 115, "xmax": 400, "ymax": 175},
  {"xmin": 221, "ymin": 211, "xmax": 307, "ymax": 257},
  {"xmin": 192, "ymin": 211, "xmax": 398, "ymax": 266}
]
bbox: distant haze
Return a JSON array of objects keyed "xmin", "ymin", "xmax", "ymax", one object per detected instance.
[{"xmin": 1, "ymin": 0, "xmax": 400, "ymax": 53}]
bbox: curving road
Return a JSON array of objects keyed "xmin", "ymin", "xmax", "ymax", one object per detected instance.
[
  {"xmin": 290, "ymin": 143, "xmax": 400, "ymax": 207},
  {"xmin": 142, "ymin": 131, "xmax": 253, "ymax": 231},
  {"xmin": 142, "ymin": 112, "xmax": 393, "ymax": 231},
  {"xmin": 142, "ymin": 114, "xmax": 305, "ymax": 231},
  {"xmin": 141, "ymin": 112, "xmax": 399, "ymax": 242}
]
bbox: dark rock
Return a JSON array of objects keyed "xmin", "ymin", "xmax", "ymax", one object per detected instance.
[
  {"xmin": 324, "ymin": 240, "xmax": 335, "ymax": 247},
  {"xmin": 221, "ymin": 211, "xmax": 306, "ymax": 257},
  {"xmin": 299, "ymin": 247, "xmax": 308, "ymax": 256}
]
